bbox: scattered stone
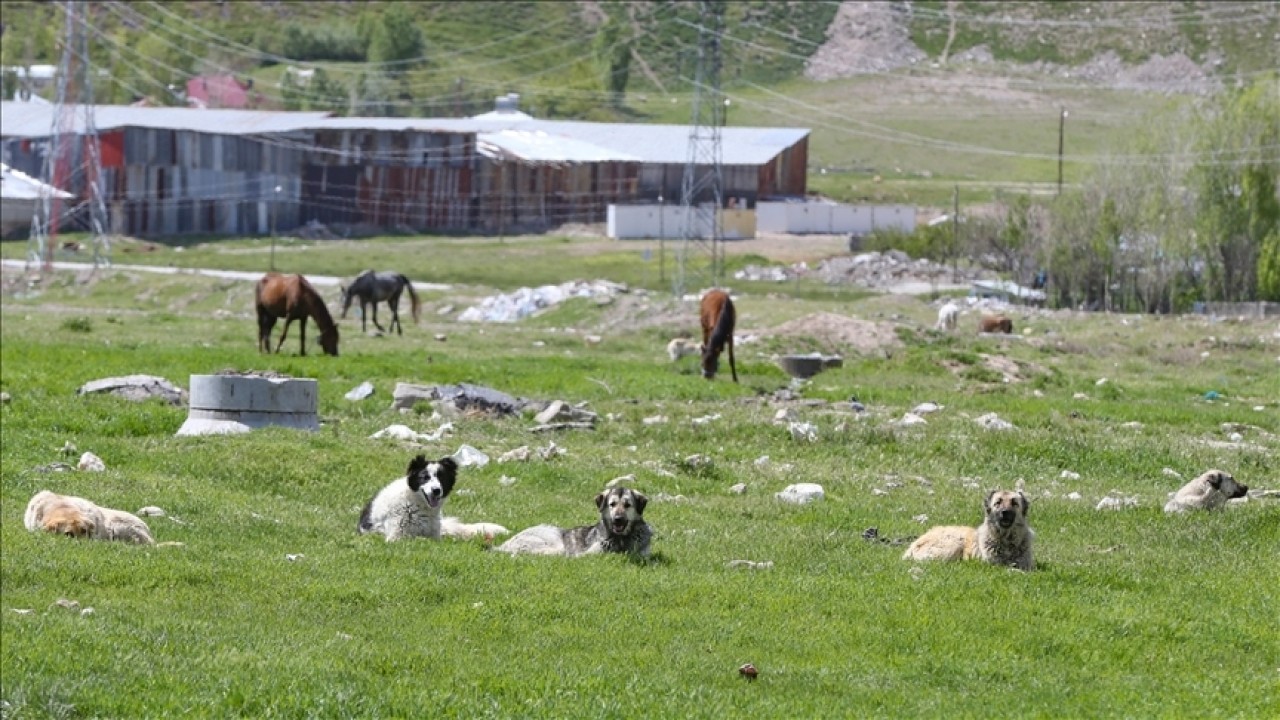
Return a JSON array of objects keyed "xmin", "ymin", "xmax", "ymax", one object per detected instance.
[
  {"xmin": 11, "ymin": 609, "xmax": 34, "ymax": 615},
  {"xmin": 1229, "ymin": 432, "xmax": 1244, "ymax": 443},
  {"xmin": 1162, "ymin": 468, "xmax": 1182, "ymax": 479},
  {"xmin": 773, "ymin": 408, "xmax": 797, "ymax": 424},
  {"xmin": 1060, "ymin": 470, "xmax": 1081, "ymax": 481},
  {"xmin": 1073, "ymin": 392, "xmax": 1089, "ymax": 400},
  {"xmin": 286, "ymin": 554, "xmax": 305, "ymax": 562},
  {"xmin": 55, "ymin": 598, "xmax": 80, "ymax": 610},
  {"xmin": 499, "ymin": 475, "xmax": 518, "ymax": 487},
  {"xmin": 36, "ymin": 462, "xmax": 75, "ymax": 473},
  {"xmin": 80, "ymin": 607, "xmax": 95, "ymax": 617},
  {"xmin": 1067, "ymin": 492, "xmax": 1082, "ymax": 501},
  {"xmin": 682, "ymin": 454, "xmax": 714, "ymax": 470},
  {"xmin": 452, "ymin": 445, "xmax": 490, "ymax": 467},
  {"xmin": 61, "ymin": 441, "xmax": 78, "ymax": 456},
  {"xmin": 692, "ymin": 413, "xmax": 722, "ymax": 425},
  {"xmin": 1096, "ymin": 378, "xmax": 1109, "ymax": 386},
  {"xmin": 536, "ymin": 442, "xmax": 565, "ymax": 460},
  {"xmin": 530, "ymin": 421, "xmax": 596, "ymax": 432},
  {"xmin": 754, "ymin": 455, "xmax": 771, "ymax": 468},
  {"xmin": 436, "ymin": 304, "xmax": 454, "ymax": 316},
  {"xmin": 1096, "ymin": 495, "xmax": 1140, "ymax": 511},
  {"xmin": 606, "ymin": 474, "xmax": 636, "ymax": 489},
  {"xmin": 1121, "ymin": 421, "xmax": 1144, "ymax": 430},
  {"xmin": 137, "ymin": 506, "xmax": 165, "ymax": 517},
  {"xmin": 653, "ymin": 493, "xmax": 689, "ymax": 503},
  {"xmin": 894, "ymin": 412, "xmax": 927, "ymax": 427},
  {"xmin": 344, "ymin": 382, "xmax": 375, "ymax": 401},
  {"xmin": 77, "ymin": 375, "xmax": 187, "ymax": 406},
  {"xmin": 726, "ymin": 560, "xmax": 773, "ymax": 570},
  {"xmin": 391, "ymin": 382, "xmax": 527, "ymax": 416},
  {"xmin": 788, "ymin": 422, "xmax": 818, "ymax": 442},
  {"xmin": 434, "ymin": 334, "xmax": 447, "ymax": 342},
  {"xmin": 776, "ymin": 483, "xmax": 824, "ymax": 504},
  {"xmin": 642, "ymin": 415, "xmax": 668, "ymax": 425},
  {"xmin": 911, "ymin": 514, "xmax": 929, "ymax": 524},
  {"xmin": 975, "ymin": 413, "xmax": 1015, "ymax": 431},
  {"xmin": 0, "ymin": 392, "xmax": 10, "ymax": 404},
  {"xmin": 77, "ymin": 452, "xmax": 105, "ymax": 472},
  {"xmin": 908, "ymin": 566, "xmax": 925, "ymax": 580},
  {"xmin": 583, "ymin": 334, "xmax": 602, "ymax": 346},
  {"xmin": 911, "ymin": 402, "xmax": 943, "ymax": 415},
  {"xmin": 729, "ymin": 483, "xmax": 748, "ymax": 494}
]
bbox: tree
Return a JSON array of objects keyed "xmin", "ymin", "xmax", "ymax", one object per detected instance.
[
  {"xmin": 593, "ymin": 10, "xmax": 632, "ymax": 108},
  {"xmin": 367, "ymin": 4, "xmax": 424, "ymax": 70},
  {"xmin": 1189, "ymin": 74, "xmax": 1280, "ymax": 303}
]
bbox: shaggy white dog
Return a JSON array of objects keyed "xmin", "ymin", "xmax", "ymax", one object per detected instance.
[{"xmin": 936, "ymin": 301, "xmax": 960, "ymax": 331}]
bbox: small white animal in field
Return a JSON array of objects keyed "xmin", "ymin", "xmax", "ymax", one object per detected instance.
[
  {"xmin": 936, "ymin": 301, "xmax": 960, "ymax": 331},
  {"xmin": 667, "ymin": 337, "xmax": 698, "ymax": 362}
]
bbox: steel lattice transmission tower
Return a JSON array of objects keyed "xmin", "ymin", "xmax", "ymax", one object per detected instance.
[
  {"xmin": 675, "ymin": 0, "xmax": 726, "ymax": 298},
  {"xmin": 29, "ymin": 1, "xmax": 111, "ymax": 271}
]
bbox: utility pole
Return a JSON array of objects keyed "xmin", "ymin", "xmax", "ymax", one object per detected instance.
[
  {"xmin": 676, "ymin": 0, "xmax": 725, "ymax": 298},
  {"xmin": 952, "ymin": 184, "xmax": 959, "ymax": 283},
  {"xmin": 1057, "ymin": 107, "xmax": 1067, "ymax": 196}
]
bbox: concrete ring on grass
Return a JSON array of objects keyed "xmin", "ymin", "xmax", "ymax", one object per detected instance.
[{"xmin": 176, "ymin": 374, "xmax": 319, "ymax": 436}]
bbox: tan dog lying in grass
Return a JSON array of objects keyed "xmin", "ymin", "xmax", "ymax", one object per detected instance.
[
  {"xmin": 1164, "ymin": 469, "xmax": 1248, "ymax": 513},
  {"xmin": 903, "ymin": 490, "xmax": 1034, "ymax": 571},
  {"xmin": 24, "ymin": 490, "xmax": 155, "ymax": 545}
]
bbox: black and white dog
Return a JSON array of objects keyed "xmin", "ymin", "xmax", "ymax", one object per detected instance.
[
  {"xmin": 359, "ymin": 455, "xmax": 508, "ymax": 542},
  {"xmin": 495, "ymin": 487, "xmax": 651, "ymax": 557}
]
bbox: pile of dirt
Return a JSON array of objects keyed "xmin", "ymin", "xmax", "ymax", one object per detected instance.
[
  {"xmin": 753, "ymin": 312, "xmax": 903, "ymax": 356},
  {"xmin": 804, "ymin": 2, "xmax": 927, "ymax": 80}
]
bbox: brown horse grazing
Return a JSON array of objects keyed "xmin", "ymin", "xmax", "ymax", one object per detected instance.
[
  {"xmin": 255, "ymin": 272, "xmax": 340, "ymax": 356},
  {"xmin": 978, "ymin": 314, "xmax": 1014, "ymax": 334},
  {"xmin": 699, "ymin": 289, "xmax": 738, "ymax": 382}
]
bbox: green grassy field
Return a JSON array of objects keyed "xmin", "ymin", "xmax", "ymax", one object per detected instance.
[{"xmin": 2, "ymin": 235, "xmax": 1278, "ymax": 718}]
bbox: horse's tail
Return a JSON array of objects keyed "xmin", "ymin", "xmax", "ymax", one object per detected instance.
[{"xmin": 400, "ymin": 274, "xmax": 421, "ymax": 324}]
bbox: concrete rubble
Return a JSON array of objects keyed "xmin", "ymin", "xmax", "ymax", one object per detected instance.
[
  {"xmin": 77, "ymin": 375, "xmax": 187, "ymax": 406},
  {"xmin": 458, "ymin": 279, "xmax": 627, "ymax": 323}
]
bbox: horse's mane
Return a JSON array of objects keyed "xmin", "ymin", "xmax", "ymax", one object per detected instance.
[
  {"xmin": 708, "ymin": 295, "xmax": 735, "ymax": 350},
  {"xmin": 299, "ymin": 275, "xmax": 337, "ymax": 331}
]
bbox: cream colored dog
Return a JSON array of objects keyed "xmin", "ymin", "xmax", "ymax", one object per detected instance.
[
  {"xmin": 903, "ymin": 490, "xmax": 1034, "ymax": 571},
  {"xmin": 667, "ymin": 337, "xmax": 698, "ymax": 363},
  {"xmin": 24, "ymin": 490, "xmax": 155, "ymax": 544},
  {"xmin": 1163, "ymin": 469, "xmax": 1248, "ymax": 513}
]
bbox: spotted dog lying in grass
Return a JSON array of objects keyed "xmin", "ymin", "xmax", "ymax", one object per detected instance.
[
  {"xmin": 358, "ymin": 455, "xmax": 508, "ymax": 542},
  {"xmin": 24, "ymin": 490, "xmax": 155, "ymax": 545},
  {"xmin": 495, "ymin": 487, "xmax": 651, "ymax": 558}
]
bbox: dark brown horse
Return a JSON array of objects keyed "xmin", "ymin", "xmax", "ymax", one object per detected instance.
[
  {"xmin": 699, "ymin": 289, "xmax": 738, "ymax": 382},
  {"xmin": 255, "ymin": 273, "xmax": 340, "ymax": 356}
]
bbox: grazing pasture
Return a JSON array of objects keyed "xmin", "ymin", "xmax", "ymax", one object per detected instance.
[{"xmin": 1, "ymin": 235, "xmax": 1277, "ymax": 718}]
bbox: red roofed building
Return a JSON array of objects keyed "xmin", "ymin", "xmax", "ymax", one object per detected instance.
[{"xmin": 185, "ymin": 74, "xmax": 258, "ymax": 110}]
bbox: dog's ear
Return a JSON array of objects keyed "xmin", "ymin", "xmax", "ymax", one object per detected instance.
[
  {"xmin": 595, "ymin": 491, "xmax": 607, "ymax": 510},
  {"xmin": 1018, "ymin": 490, "xmax": 1030, "ymax": 516},
  {"xmin": 631, "ymin": 491, "xmax": 648, "ymax": 516},
  {"xmin": 437, "ymin": 456, "xmax": 458, "ymax": 477},
  {"xmin": 983, "ymin": 490, "xmax": 997, "ymax": 511},
  {"xmin": 1206, "ymin": 471, "xmax": 1223, "ymax": 489},
  {"xmin": 406, "ymin": 455, "xmax": 429, "ymax": 489}
]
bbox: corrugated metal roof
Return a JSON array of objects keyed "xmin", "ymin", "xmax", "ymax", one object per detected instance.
[
  {"xmin": 1, "ymin": 102, "xmax": 809, "ymax": 166},
  {"xmin": 0, "ymin": 162, "xmax": 73, "ymax": 199},
  {"xmin": 477, "ymin": 129, "xmax": 640, "ymax": 164},
  {"xmin": 0, "ymin": 102, "xmax": 333, "ymax": 138}
]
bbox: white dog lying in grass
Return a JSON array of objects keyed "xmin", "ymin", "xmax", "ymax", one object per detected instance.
[{"xmin": 358, "ymin": 455, "xmax": 508, "ymax": 542}]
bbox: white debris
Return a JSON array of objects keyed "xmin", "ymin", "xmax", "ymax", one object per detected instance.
[
  {"xmin": 726, "ymin": 560, "xmax": 774, "ymax": 570},
  {"xmin": 642, "ymin": 415, "xmax": 668, "ymax": 425},
  {"xmin": 1096, "ymin": 378, "xmax": 1109, "ymax": 386},
  {"xmin": 1162, "ymin": 468, "xmax": 1182, "ymax": 479},
  {"xmin": 908, "ymin": 566, "xmax": 925, "ymax": 581},
  {"xmin": 344, "ymin": 382, "xmax": 375, "ymax": 401},
  {"xmin": 77, "ymin": 452, "xmax": 105, "ymax": 472},
  {"xmin": 286, "ymin": 554, "xmax": 305, "ymax": 562},
  {"xmin": 498, "ymin": 446, "xmax": 531, "ymax": 463},
  {"xmin": 773, "ymin": 408, "xmax": 797, "ymax": 424},
  {"xmin": 537, "ymin": 442, "xmax": 565, "ymax": 460},
  {"xmin": 911, "ymin": 514, "xmax": 930, "ymax": 524},
  {"xmin": 1073, "ymin": 392, "xmax": 1089, "ymax": 400},
  {"xmin": 370, "ymin": 423, "xmax": 454, "ymax": 443},
  {"xmin": 1060, "ymin": 470, "xmax": 1081, "ymax": 481},
  {"xmin": 683, "ymin": 454, "xmax": 714, "ymax": 470},
  {"xmin": 1096, "ymin": 495, "xmax": 1140, "ymax": 511},
  {"xmin": 894, "ymin": 413, "xmax": 928, "ymax": 427},
  {"xmin": 1121, "ymin": 421, "xmax": 1144, "ymax": 430},
  {"xmin": 776, "ymin": 483, "xmax": 824, "ymax": 504},
  {"xmin": 137, "ymin": 506, "xmax": 165, "ymax": 517},
  {"xmin": 1229, "ymin": 432, "xmax": 1244, "ymax": 443},
  {"xmin": 788, "ymin": 421, "xmax": 818, "ymax": 442},
  {"xmin": 911, "ymin": 402, "xmax": 943, "ymax": 415},
  {"xmin": 80, "ymin": 607, "xmax": 95, "ymax": 617},
  {"xmin": 754, "ymin": 455, "xmax": 771, "ymax": 468},
  {"xmin": 729, "ymin": 483, "xmax": 748, "ymax": 494},
  {"xmin": 499, "ymin": 475, "xmax": 518, "ymax": 487},
  {"xmin": 653, "ymin": 493, "xmax": 689, "ymax": 503},
  {"xmin": 975, "ymin": 413, "xmax": 1015, "ymax": 431},
  {"xmin": 457, "ymin": 280, "xmax": 626, "ymax": 323},
  {"xmin": 452, "ymin": 445, "xmax": 490, "ymax": 467},
  {"xmin": 692, "ymin": 413, "xmax": 722, "ymax": 425},
  {"xmin": 1067, "ymin": 492, "xmax": 1082, "ymax": 501}
]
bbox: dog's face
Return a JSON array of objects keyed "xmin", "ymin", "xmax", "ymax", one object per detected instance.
[
  {"xmin": 1201, "ymin": 469, "xmax": 1247, "ymax": 499},
  {"xmin": 595, "ymin": 487, "xmax": 647, "ymax": 536},
  {"xmin": 405, "ymin": 455, "xmax": 457, "ymax": 510},
  {"xmin": 42, "ymin": 505, "xmax": 95, "ymax": 538},
  {"xmin": 984, "ymin": 490, "xmax": 1029, "ymax": 530}
]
